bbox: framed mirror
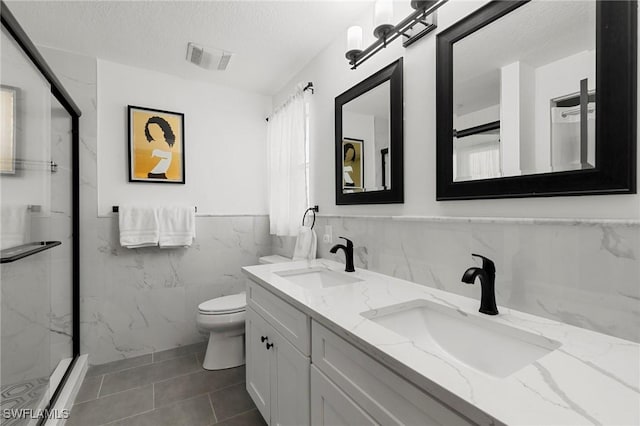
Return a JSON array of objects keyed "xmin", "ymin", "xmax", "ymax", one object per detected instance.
[
  {"xmin": 436, "ymin": 0, "xmax": 636, "ymax": 200},
  {"xmin": 335, "ymin": 58, "xmax": 403, "ymax": 204}
]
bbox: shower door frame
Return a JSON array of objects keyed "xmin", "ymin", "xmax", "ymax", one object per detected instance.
[{"xmin": 1, "ymin": 0, "xmax": 81, "ymax": 415}]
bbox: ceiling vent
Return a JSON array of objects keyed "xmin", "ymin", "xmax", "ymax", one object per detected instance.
[{"xmin": 186, "ymin": 42, "xmax": 233, "ymax": 71}]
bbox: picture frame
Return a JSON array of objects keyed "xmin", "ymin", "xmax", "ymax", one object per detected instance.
[
  {"xmin": 342, "ymin": 137, "xmax": 363, "ymax": 191},
  {"xmin": 128, "ymin": 105, "xmax": 185, "ymax": 183},
  {"xmin": 1, "ymin": 85, "xmax": 18, "ymax": 175}
]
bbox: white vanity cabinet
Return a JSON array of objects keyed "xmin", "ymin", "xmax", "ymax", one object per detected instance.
[
  {"xmin": 245, "ymin": 281, "xmax": 311, "ymax": 426},
  {"xmin": 245, "ymin": 278, "xmax": 474, "ymax": 426},
  {"xmin": 311, "ymin": 321, "xmax": 475, "ymax": 426}
]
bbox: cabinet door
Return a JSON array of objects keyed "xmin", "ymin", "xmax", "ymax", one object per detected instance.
[
  {"xmin": 271, "ymin": 330, "xmax": 310, "ymax": 426},
  {"xmin": 311, "ymin": 366, "xmax": 378, "ymax": 426},
  {"xmin": 246, "ymin": 308, "xmax": 272, "ymax": 423}
]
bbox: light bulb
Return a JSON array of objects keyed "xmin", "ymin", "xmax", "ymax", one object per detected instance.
[
  {"xmin": 374, "ymin": 0, "xmax": 394, "ymax": 39},
  {"xmin": 347, "ymin": 26, "xmax": 363, "ymax": 51}
]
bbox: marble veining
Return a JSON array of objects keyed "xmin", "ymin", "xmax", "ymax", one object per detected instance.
[
  {"xmin": 243, "ymin": 259, "xmax": 640, "ymax": 426},
  {"xmin": 81, "ymin": 215, "xmax": 271, "ymax": 364},
  {"xmin": 274, "ymin": 216, "xmax": 640, "ymax": 343},
  {"xmin": 315, "ymin": 214, "xmax": 640, "ymax": 227}
]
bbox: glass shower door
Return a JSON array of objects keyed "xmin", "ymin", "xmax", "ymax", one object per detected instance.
[{"xmin": 0, "ymin": 23, "xmax": 74, "ymax": 425}]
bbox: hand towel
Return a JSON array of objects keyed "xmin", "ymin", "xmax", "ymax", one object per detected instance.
[
  {"xmin": 292, "ymin": 225, "xmax": 317, "ymax": 260},
  {"xmin": 158, "ymin": 206, "xmax": 195, "ymax": 248},
  {"xmin": 119, "ymin": 205, "xmax": 159, "ymax": 248},
  {"xmin": 0, "ymin": 205, "xmax": 29, "ymax": 250}
]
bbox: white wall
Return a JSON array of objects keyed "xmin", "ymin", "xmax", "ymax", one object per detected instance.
[
  {"xmin": 97, "ymin": 60, "xmax": 271, "ymax": 216},
  {"xmin": 275, "ymin": 0, "xmax": 640, "ymax": 220}
]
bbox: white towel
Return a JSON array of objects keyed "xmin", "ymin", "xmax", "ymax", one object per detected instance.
[
  {"xmin": 119, "ymin": 205, "xmax": 159, "ymax": 248},
  {"xmin": 292, "ymin": 225, "xmax": 317, "ymax": 261},
  {"xmin": 158, "ymin": 206, "xmax": 195, "ymax": 248},
  {"xmin": 0, "ymin": 205, "xmax": 29, "ymax": 249}
]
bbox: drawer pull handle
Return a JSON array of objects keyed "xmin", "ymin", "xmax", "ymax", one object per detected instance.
[
  {"xmin": 261, "ymin": 336, "xmax": 268, "ymax": 343},
  {"xmin": 266, "ymin": 342, "xmax": 274, "ymax": 350}
]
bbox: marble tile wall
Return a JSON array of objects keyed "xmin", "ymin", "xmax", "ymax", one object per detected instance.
[
  {"xmin": 273, "ymin": 216, "xmax": 640, "ymax": 343},
  {"xmin": 1, "ymin": 252, "xmax": 51, "ymax": 385},
  {"xmin": 83, "ymin": 215, "xmax": 271, "ymax": 365}
]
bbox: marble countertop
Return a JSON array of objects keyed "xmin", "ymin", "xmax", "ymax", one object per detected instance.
[{"xmin": 242, "ymin": 259, "xmax": 640, "ymax": 426}]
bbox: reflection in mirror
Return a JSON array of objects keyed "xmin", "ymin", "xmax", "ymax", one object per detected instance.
[
  {"xmin": 342, "ymin": 81, "xmax": 390, "ymax": 193},
  {"xmin": 452, "ymin": 0, "xmax": 596, "ymax": 182},
  {"xmin": 335, "ymin": 57, "xmax": 403, "ymax": 205}
]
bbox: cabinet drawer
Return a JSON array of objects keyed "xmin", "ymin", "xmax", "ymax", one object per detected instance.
[
  {"xmin": 311, "ymin": 365, "xmax": 378, "ymax": 426},
  {"xmin": 312, "ymin": 321, "xmax": 475, "ymax": 426},
  {"xmin": 247, "ymin": 279, "xmax": 310, "ymax": 356}
]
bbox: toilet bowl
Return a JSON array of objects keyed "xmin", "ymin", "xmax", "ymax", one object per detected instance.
[{"xmin": 196, "ymin": 292, "xmax": 247, "ymax": 370}]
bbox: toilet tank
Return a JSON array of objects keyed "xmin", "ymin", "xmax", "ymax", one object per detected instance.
[{"xmin": 258, "ymin": 255, "xmax": 292, "ymax": 264}]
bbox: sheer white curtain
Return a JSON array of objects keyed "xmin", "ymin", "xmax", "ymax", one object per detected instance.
[{"xmin": 267, "ymin": 86, "xmax": 308, "ymax": 236}]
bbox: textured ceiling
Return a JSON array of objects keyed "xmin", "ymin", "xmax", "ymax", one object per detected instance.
[{"xmin": 5, "ymin": 0, "xmax": 374, "ymax": 95}]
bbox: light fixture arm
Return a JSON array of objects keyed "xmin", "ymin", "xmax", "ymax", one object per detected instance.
[{"xmin": 347, "ymin": 0, "xmax": 447, "ymax": 69}]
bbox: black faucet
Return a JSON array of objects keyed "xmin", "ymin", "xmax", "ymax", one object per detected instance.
[
  {"xmin": 330, "ymin": 237, "xmax": 355, "ymax": 272},
  {"xmin": 461, "ymin": 254, "xmax": 498, "ymax": 315}
]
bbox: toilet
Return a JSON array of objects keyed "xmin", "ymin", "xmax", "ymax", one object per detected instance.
[
  {"xmin": 197, "ymin": 256, "xmax": 291, "ymax": 370},
  {"xmin": 197, "ymin": 292, "xmax": 247, "ymax": 370},
  {"xmin": 258, "ymin": 254, "xmax": 292, "ymax": 264}
]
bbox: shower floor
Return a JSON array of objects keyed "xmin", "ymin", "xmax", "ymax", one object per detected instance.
[{"xmin": 0, "ymin": 376, "xmax": 49, "ymax": 426}]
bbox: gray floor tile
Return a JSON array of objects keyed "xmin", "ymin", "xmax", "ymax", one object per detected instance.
[
  {"xmin": 106, "ymin": 394, "xmax": 215, "ymax": 426},
  {"xmin": 154, "ymin": 366, "xmax": 245, "ymax": 408},
  {"xmin": 74, "ymin": 375, "xmax": 103, "ymax": 404},
  {"xmin": 67, "ymin": 385, "xmax": 153, "ymax": 426},
  {"xmin": 153, "ymin": 342, "xmax": 207, "ymax": 363},
  {"xmin": 100, "ymin": 354, "xmax": 200, "ymax": 397},
  {"xmin": 214, "ymin": 409, "xmax": 267, "ymax": 426},
  {"xmin": 86, "ymin": 354, "xmax": 153, "ymax": 378},
  {"xmin": 209, "ymin": 383, "xmax": 256, "ymax": 422}
]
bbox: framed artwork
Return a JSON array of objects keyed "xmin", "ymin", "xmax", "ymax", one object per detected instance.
[
  {"xmin": 1, "ymin": 85, "xmax": 17, "ymax": 174},
  {"xmin": 342, "ymin": 137, "xmax": 363, "ymax": 191},
  {"xmin": 128, "ymin": 105, "xmax": 185, "ymax": 183}
]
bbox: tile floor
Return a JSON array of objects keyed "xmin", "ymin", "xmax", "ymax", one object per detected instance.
[{"xmin": 69, "ymin": 343, "xmax": 266, "ymax": 426}]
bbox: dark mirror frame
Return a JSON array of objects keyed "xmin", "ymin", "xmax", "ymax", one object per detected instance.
[
  {"xmin": 436, "ymin": 0, "xmax": 637, "ymax": 200},
  {"xmin": 335, "ymin": 58, "xmax": 404, "ymax": 204}
]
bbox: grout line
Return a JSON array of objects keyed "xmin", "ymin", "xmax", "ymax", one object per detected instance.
[
  {"xmin": 98, "ymin": 354, "xmax": 203, "ymax": 398},
  {"xmin": 218, "ymin": 407, "xmax": 259, "ymax": 423},
  {"xmin": 75, "ymin": 383, "xmax": 154, "ymax": 406},
  {"xmin": 100, "ymin": 406, "xmax": 156, "ymax": 426},
  {"xmin": 208, "ymin": 393, "xmax": 218, "ymax": 424},
  {"xmin": 90, "ymin": 357, "xmax": 154, "ymax": 378},
  {"xmin": 154, "ymin": 379, "xmax": 245, "ymax": 412},
  {"xmin": 96, "ymin": 375, "xmax": 105, "ymax": 399},
  {"xmin": 152, "ymin": 364, "xmax": 242, "ymax": 389},
  {"xmin": 101, "ymin": 393, "xmax": 214, "ymax": 426}
]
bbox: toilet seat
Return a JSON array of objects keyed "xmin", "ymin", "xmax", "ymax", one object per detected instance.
[{"xmin": 198, "ymin": 292, "xmax": 246, "ymax": 315}]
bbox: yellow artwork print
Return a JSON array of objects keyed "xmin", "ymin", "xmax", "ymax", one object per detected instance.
[{"xmin": 129, "ymin": 106, "xmax": 184, "ymax": 183}]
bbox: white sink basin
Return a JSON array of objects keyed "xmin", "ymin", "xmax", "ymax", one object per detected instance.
[
  {"xmin": 361, "ymin": 299, "xmax": 560, "ymax": 378},
  {"xmin": 275, "ymin": 267, "xmax": 363, "ymax": 289}
]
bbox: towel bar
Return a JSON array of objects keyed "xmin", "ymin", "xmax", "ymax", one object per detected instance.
[{"xmin": 112, "ymin": 206, "xmax": 197, "ymax": 213}]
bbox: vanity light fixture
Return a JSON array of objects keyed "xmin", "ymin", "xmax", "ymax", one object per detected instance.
[{"xmin": 345, "ymin": 0, "xmax": 447, "ymax": 69}]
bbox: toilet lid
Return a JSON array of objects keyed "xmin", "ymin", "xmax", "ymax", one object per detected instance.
[{"xmin": 198, "ymin": 292, "xmax": 246, "ymax": 314}]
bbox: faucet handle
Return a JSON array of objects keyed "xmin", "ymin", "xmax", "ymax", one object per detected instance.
[
  {"xmin": 471, "ymin": 253, "xmax": 495, "ymax": 274},
  {"xmin": 338, "ymin": 236, "xmax": 353, "ymax": 248}
]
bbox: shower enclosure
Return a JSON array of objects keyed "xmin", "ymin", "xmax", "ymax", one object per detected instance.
[{"xmin": 0, "ymin": 3, "xmax": 80, "ymax": 424}]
